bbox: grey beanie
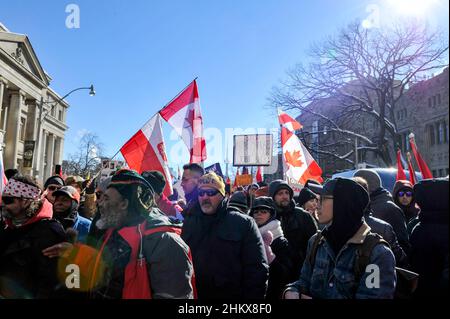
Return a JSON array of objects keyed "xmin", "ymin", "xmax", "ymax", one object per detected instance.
[{"xmin": 353, "ymin": 169, "xmax": 382, "ymax": 194}]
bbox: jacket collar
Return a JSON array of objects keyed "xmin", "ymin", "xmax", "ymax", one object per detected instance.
[{"xmin": 346, "ymin": 222, "xmax": 371, "ymax": 244}]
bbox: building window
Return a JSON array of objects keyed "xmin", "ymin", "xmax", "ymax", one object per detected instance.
[
  {"xmin": 429, "ymin": 125, "xmax": 435, "ymax": 146},
  {"xmin": 405, "ymin": 133, "xmax": 410, "ymax": 151},
  {"xmin": 433, "ymin": 96, "xmax": 437, "ymax": 107},
  {"xmin": 428, "ymin": 98, "xmax": 432, "ymax": 107},
  {"xmin": 437, "ymin": 122, "xmax": 444, "ymax": 144},
  {"xmin": 397, "ymin": 111, "xmax": 400, "ymax": 120},
  {"xmin": 446, "ymin": 168, "xmax": 449, "ymax": 176},
  {"xmin": 444, "ymin": 121, "xmax": 448, "ymax": 143},
  {"xmin": 19, "ymin": 118, "xmax": 26, "ymax": 141},
  {"xmin": 404, "ymin": 109, "xmax": 407, "ymax": 118},
  {"xmin": 438, "ymin": 93, "xmax": 441, "ymax": 105},
  {"xmin": 58, "ymin": 110, "xmax": 63, "ymax": 121},
  {"xmin": 432, "ymin": 170, "xmax": 437, "ymax": 177},
  {"xmin": 439, "ymin": 169, "xmax": 445, "ymax": 177}
]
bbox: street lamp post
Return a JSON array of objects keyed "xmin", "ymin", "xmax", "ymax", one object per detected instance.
[{"xmin": 33, "ymin": 85, "xmax": 95, "ymax": 180}]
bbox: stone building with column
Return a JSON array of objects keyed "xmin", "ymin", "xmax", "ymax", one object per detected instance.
[{"xmin": 0, "ymin": 23, "xmax": 68, "ymax": 183}]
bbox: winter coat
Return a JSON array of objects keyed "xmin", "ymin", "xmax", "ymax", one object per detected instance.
[
  {"xmin": 91, "ymin": 208, "xmax": 194, "ymax": 299},
  {"xmin": 364, "ymin": 211, "xmax": 409, "ymax": 268},
  {"xmin": 181, "ymin": 200, "xmax": 269, "ymax": 299},
  {"xmin": 274, "ymin": 200, "xmax": 318, "ymax": 277},
  {"xmin": 0, "ymin": 199, "xmax": 66, "ymax": 298},
  {"xmin": 286, "ymin": 223, "xmax": 396, "ymax": 299},
  {"xmin": 410, "ymin": 178, "xmax": 449, "ymax": 298},
  {"xmin": 72, "ymin": 214, "xmax": 92, "ymax": 243},
  {"xmin": 258, "ymin": 219, "xmax": 297, "ymax": 300},
  {"xmin": 393, "ymin": 180, "xmax": 420, "ymax": 223},
  {"xmin": 369, "ymin": 188, "xmax": 410, "ymax": 254}
]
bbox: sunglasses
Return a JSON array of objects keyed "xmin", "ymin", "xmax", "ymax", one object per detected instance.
[
  {"xmin": 398, "ymin": 191, "xmax": 413, "ymax": 197},
  {"xmin": 198, "ymin": 189, "xmax": 220, "ymax": 197},
  {"xmin": 47, "ymin": 185, "xmax": 62, "ymax": 192},
  {"xmin": 2, "ymin": 197, "xmax": 16, "ymax": 205}
]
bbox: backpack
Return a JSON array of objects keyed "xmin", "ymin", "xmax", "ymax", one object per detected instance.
[{"xmin": 307, "ymin": 231, "xmax": 419, "ymax": 299}]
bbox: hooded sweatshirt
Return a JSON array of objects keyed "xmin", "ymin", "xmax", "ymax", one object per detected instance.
[
  {"xmin": 322, "ymin": 178, "xmax": 369, "ymax": 256},
  {"xmin": 393, "ymin": 180, "xmax": 420, "ymax": 223}
]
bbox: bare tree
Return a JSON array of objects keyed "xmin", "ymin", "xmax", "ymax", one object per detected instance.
[
  {"xmin": 63, "ymin": 132, "xmax": 104, "ymax": 178},
  {"xmin": 271, "ymin": 20, "xmax": 448, "ymax": 167}
]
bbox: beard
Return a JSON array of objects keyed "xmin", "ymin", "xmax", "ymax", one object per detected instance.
[{"xmin": 96, "ymin": 207, "xmax": 127, "ymax": 230}]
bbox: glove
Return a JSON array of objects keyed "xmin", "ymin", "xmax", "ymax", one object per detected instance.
[{"xmin": 85, "ymin": 178, "xmax": 97, "ymax": 195}]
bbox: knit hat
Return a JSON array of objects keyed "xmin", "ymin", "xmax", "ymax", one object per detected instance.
[
  {"xmin": 353, "ymin": 169, "xmax": 382, "ymax": 194},
  {"xmin": 250, "ymin": 196, "xmax": 276, "ymax": 217},
  {"xmin": 44, "ymin": 175, "xmax": 65, "ymax": 189},
  {"xmin": 141, "ymin": 170, "xmax": 166, "ymax": 195},
  {"xmin": 110, "ymin": 169, "xmax": 153, "ymax": 190},
  {"xmin": 53, "ymin": 186, "xmax": 81, "ymax": 204},
  {"xmin": 198, "ymin": 172, "xmax": 225, "ymax": 197},
  {"xmin": 229, "ymin": 191, "xmax": 248, "ymax": 211},
  {"xmin": 296, "ymin": 187, "xmax": 318, "ymax": 207}
]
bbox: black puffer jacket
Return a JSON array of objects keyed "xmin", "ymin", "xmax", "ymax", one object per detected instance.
[
  {"xmin": 270, "ymin": 180, "xmax": 318, "ymax": 277},
  {"xmin": 181, "ymin": 200, "xmax": 269, "ymax": 299},
  {"xmin": 370, "ymin": 188, "xmax": 410, "ymax": 254},
  {"xmin": 410, "ymin": 178, "xmax": 449, "ymax": 298}
]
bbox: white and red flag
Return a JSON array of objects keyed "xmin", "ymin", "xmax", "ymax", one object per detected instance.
[
  {"xmin": 278, "ymin": 108, "xmax": 323, "ymax": 185},
  {"xmin": 159, "ymin": 80, "xmax": 206, "ymax": 164},
  {"xmin": 120, "ymin": 113, "xmax": 173, "ymax": 197}
]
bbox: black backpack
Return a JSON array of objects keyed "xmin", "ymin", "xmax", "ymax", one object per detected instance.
[{"xmin": 307, "ymin": 231, "xmax": 419, "ymax": 299}]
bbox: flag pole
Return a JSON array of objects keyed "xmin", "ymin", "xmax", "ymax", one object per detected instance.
[{"xmin": 109, "ymin": 77, "xmax": 198, "ymax": 163}]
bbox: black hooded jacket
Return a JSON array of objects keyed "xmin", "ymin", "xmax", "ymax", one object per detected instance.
[
  {"xmin": 410, "ymin": 178, "xmax": 449, "ymax": 298},
  {"xmin": 369, "ymin": 187, "xmax": 410, "ymax": 254},
  {"xmin": 270, "ymin": 180, "xmax": 318, "ymax": 277}
]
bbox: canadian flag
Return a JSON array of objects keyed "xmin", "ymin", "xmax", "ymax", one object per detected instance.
[
  {"xmin": 159, "ymin": 80, "xmax": 206, "ymax": 163},
  {"xmin": 120, "ymin": 113, "xmax": 173, "ymax": 197},
  {"xmin": 278, "ymin": 109, "xmax": 323, "ymax": 185}
]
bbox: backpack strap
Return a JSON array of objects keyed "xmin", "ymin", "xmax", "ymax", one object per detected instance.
[
  {"xmin": 307, "ymin": 231, "xmax": 324, "ymax": 267},
  {"xmin": 354, "ymin": 233, "xmax": 389, "ymax": 281}
]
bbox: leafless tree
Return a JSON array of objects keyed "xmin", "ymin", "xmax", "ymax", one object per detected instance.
[
  {"xmin": 62, "ymin": 132, "xmax": 104, "ymax": 177},
  {"xmin": 271, "ymin": 20, "xmax": 448, "ymax": 167}
]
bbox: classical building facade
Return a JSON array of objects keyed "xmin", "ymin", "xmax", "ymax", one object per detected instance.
[
  {"xmin": 296, "ymin": 68, "xmax": 449, "ymax": 178},
  {"xmin": 0, "ymin": 23, "xmax": 68, "ymax": 183}
]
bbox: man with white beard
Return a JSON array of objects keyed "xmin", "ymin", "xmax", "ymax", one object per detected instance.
[{"xmin": 89, "ymin": 169, "xmax": 195, "ymax": 299}]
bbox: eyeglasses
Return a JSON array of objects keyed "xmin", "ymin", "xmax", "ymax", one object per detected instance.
[
  {"xmin": 47, "ymin": 185, "xmax": 62, "ymax": 192},
  {"xmin": 198, "ymin": 189, "xmax": 220, "ymax": 197},
  {"xmin": 2, "ymin": 197, "xmax": 16, "ymax": 205},
  {"xmin": 398, "ymin": 191, "xmax": 413, "ymax": 197}
]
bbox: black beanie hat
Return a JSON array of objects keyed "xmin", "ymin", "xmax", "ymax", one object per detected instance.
[
  {"xmin": 141, "ymin": 170, "xmax": 166, "ymax": 195},
  {"xmin": 250, "ymin": 196, "xmax": 276, "ymax": 217},
  {"xmin": 296, "ymin": 187, "xmax": 318, "ymax": 207},
  {"xmin": 44, "ymin": 175, "xmax": 65, "ymax": 189}
]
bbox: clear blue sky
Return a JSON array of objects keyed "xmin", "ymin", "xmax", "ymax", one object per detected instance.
[{"xmin": 1, "ymin": 0, "xmax": 448, "ymax": 175}]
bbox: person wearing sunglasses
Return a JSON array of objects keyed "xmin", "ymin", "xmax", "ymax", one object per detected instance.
[
  {"xmin": 43, "ymin": 175, "xmax": 65, "ymax": 204},
  {"xmin": 393, "ymin": 180, "xmax": 419, "ymax": 224},
  {"xmin": 181, "ymin": 172, "xmax": 269, "ymax": 299},
  {"xmin": 0, "ymin": 174, "xmax": 66, "ymax": 298}
]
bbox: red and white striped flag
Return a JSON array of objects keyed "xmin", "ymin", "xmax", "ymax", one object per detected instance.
[
  {"xmin": 278, "ymin": 109, "xmax": 323, "ymax": 185},
  {"xmin": 120, "ymin": 113, "xmax": 173, "ymax": 196},
  {"xmin": 159, "ymin": 80, "xmax": 206, "ymax": 164}
]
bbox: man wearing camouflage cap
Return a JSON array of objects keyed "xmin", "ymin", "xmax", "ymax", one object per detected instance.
[{"xmin": 181, "ymin": 172, "xmax": 269, "ymax": 299}]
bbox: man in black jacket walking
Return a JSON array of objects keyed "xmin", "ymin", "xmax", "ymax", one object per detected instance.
[{"xmin": 269, "ymin": 180, "xmax": 317, "ymax": 278}]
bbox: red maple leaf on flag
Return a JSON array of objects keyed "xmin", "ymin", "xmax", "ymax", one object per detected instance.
[{"xmin": 285, "ymin": 150, "xmax": 304, "ymax": 167}]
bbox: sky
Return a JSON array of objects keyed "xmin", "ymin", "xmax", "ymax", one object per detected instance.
[{"xmin": 1, "ymin": 0, "xmax": 448, "ymax": 176}]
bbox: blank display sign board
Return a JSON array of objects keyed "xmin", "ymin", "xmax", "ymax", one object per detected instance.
[{"xmin": 233, "ymin": 134, "xmax": 273, "ymax": 166}]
